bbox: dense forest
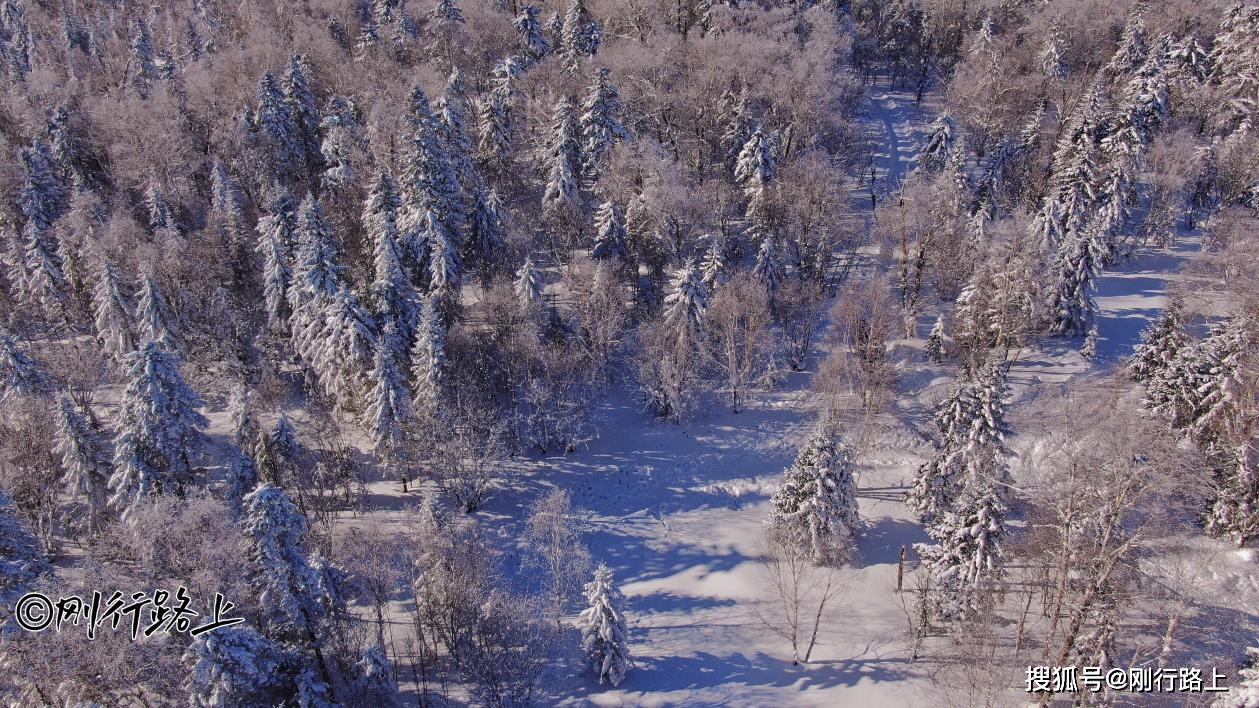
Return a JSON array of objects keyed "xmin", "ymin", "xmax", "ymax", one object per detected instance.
[{"xmin": 0, "ymin": 0, "xmax": 1256, "ymax": 705}]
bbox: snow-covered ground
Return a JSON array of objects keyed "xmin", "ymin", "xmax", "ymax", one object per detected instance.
[{"xmin": 325, "ymin": 79, "xmax": 1254, "ymax": 706}]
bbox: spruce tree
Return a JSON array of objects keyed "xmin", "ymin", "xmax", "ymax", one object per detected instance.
[
  {"xmin": 0, "ymin": 329, "xmax": 49, "ymax": 403},
  {"xmin": 577, "ymin": 562, "xmax": 630, "ymax": 687},
  {"xmin": 926, "ymin": 315, "xmax": 946, "ymax": 363},
  {"xmin": 365, "ymin": 333, "xmax": 412, "ymax": 461},
  {"xmin": 184, "ymin": 624, "xmax": 290, "ymax": 707},
  {"xmin": 1207, "ymin": 442, "xmax": 1259, "ymax": 548},
  {"xmin": 410, "ymin": 295, "xmax": 447, "ymax": 414},
  {"xmin": 580, "ymin": 67, "xmax": 628, "ymax": 184},
  {"xmin": 283, "ymin": 54, "xmax": 322, "ymax": 173},
  {"xmin": 919, "ymin": 114, "xmax": 957, "ymax": 173},
  {"xmin": 1045, "ymin": 228, "xmax": 1101, "ymax": 337},
  {"xmin": 514, "ymin": 255, "xmax": 544, "ymax": 312},
  {"xmin": 18, "ymin": 139, "xmax": 69, "ymax": 236},
  {"xmin": 542, "ymin": 96, "xmax": 582, "ymax": 214},
  {"xmin": 514, "ymin": 4, "xmax": 550, "ymax": 61},
  {"xmin": 699, "ymin": 239, "xmax": 727, "ymax": 291},
  {"xmin": 1129, "ymin": 297, "xmax": 1189, "ymax": 384},
  {"xmin": 560, "ymin": 0, "xmax": 603, "ymax": 71},
  {"xmin": 367, "ymin": 174, "xmax": 419, "ymax": 361},
  {"xmin": 93, "ymin": 260, "xmax": 136, "ymax": 362},
  {"xmin": 591, "ymin": 200, "xmax": 630, "ymax": 263},
  {"xmin": 915, "ymin": 482, "xmax": 1006, "ymax": 622},
  {"xmin": 254, "ymin": 71, "xmax": 303, "ymax": 179},
  {"xmin": 257, "ymin": 190, "xmax": 299, "ymax": 331},
  {"xmin": 109, "ymin": 342, "xmax": 209, "ymax": 521},
  {"xmin": 0, "ymin": 486, "xmax": 49, "ymax": 605},
  {"xmin": 136, "ymin": 271, "xmax": 180, "ymax": 351},
  {"xmin": 765, "ymin": 420, "xmax": 861, "ymax": 565},
  {"xmin": 54, "ymin": 394, "xmax": 109, "ymax": 535},
  {"xmin": 399, "ymin": 85, "xmax": 464, "ymax": 285}
]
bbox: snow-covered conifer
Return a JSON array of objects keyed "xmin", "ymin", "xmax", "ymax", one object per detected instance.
[
  {"xmin": 136, "ymin": 271, "xmax": 180, "ymax": 350},
  {"xmin": 410, "ymin": 296, "xmax": 447, "ymax": 414},
  {"xmin": 1045, "ymin": 228, "xmax": 1101, "ymax": 337},
  {"xmin": 915, "ymin": 482, "xmax": 1006, "ymax": 622},
  {"xmin": 18, "ymin": 220, "xmax": 67, "ymax": 319},
  {"xmin": 662, "ymin": 261, "xmax": 708, "ymax": 349},
  {"xmin": 1212, "ymin": 646, "xmax": 1259, "ymax": 708},
  {"xmin": 580, "ymin": 67, "xmax": 628, "ymax": 183},
  {"xmin": 367, "ymin": 175, "xmax": 419, "ymax": 360},
  {"xmin": 109, "ymin": 342, "xmax": 208, "ymax": 521},
  {"xmin": 752, "ymin": 235, "xmax": 784, "ymax": 304},
  {"xmin": 560, "ymin": 0, "xmax": 603, "ymax": 71},
  {"xmin": 515, "ymin": 255, "xmax": 544, "ymax": 312},
  {"xmin": 0, "ymin": 329, "xmax": 48, "ymax": 403},
  {"xmin": 399, "ymin": 86, "xmax": 464, "ymax": 282},
  {"xmin": 257, "ymin": 190, "xmax": 299, "ymax": 330},
  {"xmin": 926, "ymin": 315, "xmax": 946, "ymax": 363},
  {"xmin": 577, "ymin": 562, "xmax": 630, "ymax": 687},
  {"xmin": 184, "ymin": 624, "xmax": 289, "ymax": 707},
  {"xmin": 254, "ymin": 71, "xmax": 303, "ymax": 178},
  {"xmin": 1129, "ymin": 297, "xmax": 1188, "ymax": 384},
  {"xmin": 55, "ymin": 394, "xmax": 109, "ymax": 535},
  {"xmin": 766, "ymin": 420, "xmax": 861, "ymax": 565},
  {"xmin": 1207, "ymin": 442, "xmax": 1259, "ymax": 548},
  {"xmin": 283, "ymin": 54, "xmax": 321, "ymax": 171},
  {"xmin": 18, "ymin": 139, "xmax": 68, "ymax": 236},
  {"xmin": 919, "ymin": 114, "xmax": 957, "ymax": 173},
  {"xmin": 0, "ymin": 486, "xmax": 49, "ymax": 604},
  {"xmin": 700, "ymin": 239, "xmax": 727, "ymax": 290},
  {"xmin": 591, "ymin": 200, "xmax": 629, "ymax": 263},
  {"xmin": 542, "ymin": 96, "xmax": 582, "ymax": 214},
  {"xmin": 514, "ymin": 4, "xmax": 550, "ymax": 61},
  {"xmin": 93, "ymin": 260, "xmax": 136, "ymax": 362},
  {"xmin": 366, "ymin": 333, "xmax": 411, "ymax": 460},
  {"xmin": 319, "ymin": 96, "xmax": 364, "ymax": 189}
]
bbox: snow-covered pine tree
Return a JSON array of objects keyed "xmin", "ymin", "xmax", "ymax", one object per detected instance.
[
  {"xmin": 0, "ymin": 329, "xmax": 48, "ymax": 403},
  {"xmin": 319, "ymin": 96, "xmax": 364, "ymax": 190},
  {"xmin": 918, "ymin": 113, "xmax": 957, "ymax": 173},
  {"xmin": 145, "ymin": 182, "xmax": 176, "ymax": 234},
  {"xmin": 514, "ymin": 4, "xmax": 550, "ymax": 62},
  {"xmin": 55, "ymin": 394, "xmax": 109, "ymax": 535},
  {"xmin": 1210, "ymin": 4, "xmax": 1259, "ymax": 132},
  {"xmin": 542, "ymin": 96, "xmax": 582, "ymax": 214},
  {"xmin": 906, "ymin": 361, "xmax": 1011, "ymax": 522},
  {"xmin": 514, "ymin": 255, "xmax": 544, "ymax": 312},
  {"xmin": 580, "ymin": 67, "xmax": 628, "ymax": 184},
  {"xmin": 241, "ymin": 483, "xmax": 339, "ymax": 697},
  {"xmin": 699, "ymin": 239, "xmax": 727, "ymax": 291},
  {"xmin": 18, "ymin": 218, "xmax": 68, "ymax": 320},
  {"xmin": 1189, "ymin": 315, "xmax": 1251, "ymax": 448},
  {"xmin": 367, "ymin": 174, "xmax": 419, "ymax": 362},
  {"xmin": 734, "ymin": 128, "xmax": 774, "ymax": 209},
  {"xmin": 311, "ymin": 287, "xmax": 377, "ymax": 411},
  {"xmin": 1104, "ymin": 11, "xmax": 1149, "ymax": 81},
  {"xmin": 1045, "ymin": 227, "xmax": 1101, "ymax": 337},
  {"xmin": 926, "ymin": 315, "xmax": 946, "ymax": 363},
  {"xmin": 254, "ymin": 71, "xmax": 303, "ymax": 180},
  {"xmin": 560, "ymin": 0, "xmax": 603, "ymax": 71},
  {"xmin": 365, "ymin": 331, "xmax": 412, "ymax": 461},
  {"xmin": 136, "ymin": 271, "xmax": 180, "ymax": 350},
  {"xmin": 399, "ymin": 85, "xmax": 464, "ymax": 285},
  {"xmin": 1207, "ymin": 441, "xmax": 1259, "ymax": 548},
  {"xmin": 465, "ymin": 185, "xmax": 507, "ymax": 280},
  {"xmin": 766, "ymin": 419, "xmax": 861, "ymax": 565},
  {"xmin": 0, "ymin": 486, "xmax": 49, "ymax": 605},
  {"xmin": 184, "ymin": 624, "xmax": 290, "ymax": 707},
  {"xmin": 18, "ymin": 138, "xmax": 69, "ymax": 237},
  {"xmin": 257, "ymin": 190, "xmax": 299, "ymax": 330},
  {"xmin": 591, "ymin": 200, "xmax": 630, "ymax": 263},
  {"xmin": 282, "ymin": 54, "xmax": 322, "ymax": 173},
  {"xmin": 662, "ymin": 261, "xmax": 708, "ymax": 351},
  {"xmin": 576, "ymin": 562, "xmax": 630, "ymax": 687},
  {"xmin": 719, "ymin": 89, "xmax": 753, "ymax": 175},
  {"xmin": 109, "ymin": 342, "xmax": 208, "ymax": 521},
  {"xmin": 752, "ymin": 234, "xmax": 784, "ymax": 305},
  {"xmin": 1039, "ymin": 17, "xmax": 1067, "ymax": 80},
  {"xmin": 410, "ymin": 295, "xmax": 447, "ymax": 415},
  {"xmin": 288, "ymin": 194, "xmax": 345, "ymax": 359},
  {"xmin": 476, "ymin": 61, "xmax": 518, "ymax": 169},
  {"xmin": 92, "ymin": 259, "xmax": 136, "ymax": 362},
  {"xmin": 914, "ymin": 481, "xmax": 1006, "ymax": 622},
  {"xmin": 1129, "ymin": 297, "xmax": 1188, "ymax": 384}
]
